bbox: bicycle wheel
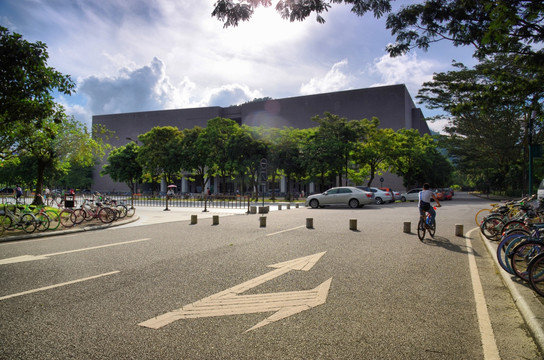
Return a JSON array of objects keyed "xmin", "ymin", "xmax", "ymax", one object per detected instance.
[
  {"xmin": 116, "ymin": 205, "xmax": 127, "ymax": 219},
  {"xmin": 98, "ymin": 207, "xmax": 115, "ymax": 223},
  {"xmin": 59, "ymin": 209, "xmax": 75, "ymax": 228},
  {"xmin": 528, "ymin": 253, "xmax": 544, "ymax": 297},
  {"xmin": 70, "ymin": 208, "xmax": 86, "ymax": 225},
  {"xmin": 428, "ymin": 219, "xmax": 436, "ymax": 238},
  {"xmin": 45, "ymin": 209, "xmax": 60, "ymax": 230},
  {"xmin": 35, "ymin": 213, "xmax": 50, "ymax": 232},
  {"xmin": 502, "ymin": 220, "xmax": 530, "ymax": 234},
  {"xmin": 497, "ymin": 233, "xmax": 527, "ymax": 274},
  {"xmin": 510, "ymin": 240, "xmax": 544, "ymax": 281},
  {"xmin": 1, "ymin": 215, "xmax": 13, "ymax": 232},
  {"xmin": 126, "ymin": 206, "xmax": 136, "ymax": 217},
  {"xmin": 417, "ymin": 218, "xmax": 426, "ymax": 241},
  {"xmin": 20, "ymin": 213, "xmax": 37, "ymax": 233},
  {"xmin": 0, "ymin": 215, "xmax": 6, "ymax": 236},
  {"xmin": 480, "ymin": 216, "xmax": 505, "ymax": 241},
  {"xmin": 475, "ymin": 208, "xmax": 491, "ymax": 226}
]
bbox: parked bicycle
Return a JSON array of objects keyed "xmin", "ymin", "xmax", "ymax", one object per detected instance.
[{"xmin": 1, "ymin": 205, "xmax": 37, "ymax": 234}]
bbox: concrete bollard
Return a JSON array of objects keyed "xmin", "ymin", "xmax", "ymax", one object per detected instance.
[
  {"xmin": 250, "ymin": 206, "xmax": 257, "ymax": 214},
  {"xmin": 455, "ymin": 224, "xmax": 464, "ymax": 237},
  {"xmin": 287, "ymin": 204, "xmax": 291, "ymax": 210},
  {"xmin": 278, "ymin": 204, "xmax": 282, "ymax": 211},
  {"xmin": 403, "ymin": 222, "xmax": 411, "ymax": 233},
  {"xmin": 349, "ymin": 219, "xmax": 357, "ymax": 231},
  {"xmin": 212, "ymin": 215, "xmax": 219, "ymax": 225},
  {"xmin": 191, "ymin": 215, "xmax": 198, "ymax": 225},
  {"xmin": 306, "ymin": 218, "xmax": 313, "ymax": 229},
  {"xmin": 296, "ymin": 204, "xmax": 299, "ymax": 208},
  {"xmin": 260, "ymin": 216, "xmax": 267, "ymax": 228}
]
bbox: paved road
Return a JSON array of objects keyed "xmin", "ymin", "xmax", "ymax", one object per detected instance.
[{"xmin": 0, "ymin": 193, "xmax": 542, "ymax": 359}]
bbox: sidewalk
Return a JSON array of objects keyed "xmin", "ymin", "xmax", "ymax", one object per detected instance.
[{"xmin": 478, "ymin": 231, "xmax": 544, "ymax": 354}]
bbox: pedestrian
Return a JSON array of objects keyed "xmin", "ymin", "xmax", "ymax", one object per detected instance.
[
  {"xmin": 44, "ymin": 187, "xmax": 50, "ymax": 200},
  {"xmin": 14, "ymin": 185, "xmax": 23, "ymax": 203}
]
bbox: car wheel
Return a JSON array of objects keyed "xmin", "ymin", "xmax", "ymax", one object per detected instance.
[
  {"xmin": 309, "ymin": 199, "xmax": 319, "ymax": 209},
  {"xmin": 401, "ymin": 196, "xmax": 406, "ymax": 202},
  {"xmin": 375, "ymin": 197, "xmax": 383, "ymax": 205},
  {"xmin": 348, "ymin": 198, "xmax": 359, "ymax": 208}
]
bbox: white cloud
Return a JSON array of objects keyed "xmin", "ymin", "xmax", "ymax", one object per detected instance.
[
  {"xmin": 300, "ymin": 59, "xmax": 352, "ymax": 95},
  {"xmin": 78, "ymin": 57, "xmax": 179, "ymax": 115},
  {"xmin": 205, "ymin": 84, "xmax": 263, "ymax": 107},
  {"xmin": 370, "ymin": 53, "xmax": 437, "ymax": 97}
]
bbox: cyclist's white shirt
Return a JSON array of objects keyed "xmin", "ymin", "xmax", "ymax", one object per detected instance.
[{"xmin": 419, "ymin": 189, "xmax": 433, "ymax": 204}]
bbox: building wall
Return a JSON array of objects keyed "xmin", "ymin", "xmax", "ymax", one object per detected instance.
[{"xmin": 92, "ymin": 84, "xmax": 429, "ymax": 192}]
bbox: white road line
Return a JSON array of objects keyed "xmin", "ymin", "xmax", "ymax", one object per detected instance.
[
  {"xmin": 0, "ymin": 238, "xmax": 152, "ymax": 265},
  {"xmin": 466, "ymin": 228, "xmax": 501, "ymax": 360},
  {"xmin": 42, "ymin": 238, "xmax": 151, "ymax": 257},
  {"xmin": 0, "ymin": 271, "xmax": 120, "ymax": 301},
  {"xmin": 266, "ymin": 225, "xmax": 306, "ymax": 237}
]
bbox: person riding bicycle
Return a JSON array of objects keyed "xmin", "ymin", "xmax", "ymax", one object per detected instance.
[{"xmin": 418, "ymin": 183, "xmax": 441, "ymax": 226}]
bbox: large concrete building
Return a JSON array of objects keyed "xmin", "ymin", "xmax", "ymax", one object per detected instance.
[{"xmin": 92, "ymin": 84, "xmax": 430, "ymax": 193}]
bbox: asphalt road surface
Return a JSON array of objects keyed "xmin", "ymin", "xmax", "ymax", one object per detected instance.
[{"xmin": 0, "ymin": 193, "xmax": 541, "ymax": 359}]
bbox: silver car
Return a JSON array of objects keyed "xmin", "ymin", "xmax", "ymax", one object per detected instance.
[
  {"xmin": 305, "ymin": 187, "xmax": 374, "ymax": 209},
  {"xmin": 400, "ymin": 188, "xmax": 423, "ymax": 202}
]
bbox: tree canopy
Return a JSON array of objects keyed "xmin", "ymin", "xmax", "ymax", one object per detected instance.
[
  {"xmin": 211, "ymin": 1, "xmax": 544, "ymax": 62},
  {"xmin": 0, "ymin": 26, "xmax": 75, "ymax": 159}
]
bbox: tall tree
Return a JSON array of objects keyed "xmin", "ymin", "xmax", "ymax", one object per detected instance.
[
  {"xmin": 211, "ymin": 1, "xmax": 544, "ymax": 63},
  {"xmin": 417, "ymin": 58, "xmax": 542, "ymax": 192},
  {"xmin": 202, "ymin": 117, "xmax": 241, "ymax": 192},
  {"xmin": 179, "ymin": 126, "xmax": 212, "ymax": 193},
  {"xmin": 0, "ymin": 26, "xmax": 75, "ymax": 158},
  {"xmin": 101, "ymin": 142, "xmax": 143, "ymax": 194},
  {"xmin": 137, "ymin": 126, "xmax": 184, "ymax": 188}
]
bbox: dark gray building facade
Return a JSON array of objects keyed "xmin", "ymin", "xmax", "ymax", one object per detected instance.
[{"xmin": 92, "ymin": 84, "xmax": 429, "ymax": 192}]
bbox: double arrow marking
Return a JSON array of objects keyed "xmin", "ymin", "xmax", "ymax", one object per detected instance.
[{"xmin": 139, "ymin": 251, "xmax": 331, "ymax": 332}]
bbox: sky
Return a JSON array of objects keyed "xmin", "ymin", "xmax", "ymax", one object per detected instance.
[{"xmin": 1, "ymin": 0, "xmax": 477, "ymax": 133}]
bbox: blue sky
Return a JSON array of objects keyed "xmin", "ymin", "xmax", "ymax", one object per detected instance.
[{"xmin": 1, "ymin": 0, "xmax": 476, "ymax": 132}]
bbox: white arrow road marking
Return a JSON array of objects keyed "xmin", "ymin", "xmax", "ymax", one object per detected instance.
[
  {"xmin": 0, "ymin": 238, "xmax": 151, "ymax": 265},
  {"xmin": 139, "ymin": 252, "xmax": 331, "ymax": 332}
]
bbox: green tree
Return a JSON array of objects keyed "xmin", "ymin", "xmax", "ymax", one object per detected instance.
[
  {"xmin": 274, "ymin": 127, "xmax": 307, "ymax": 200},
  {"xmin": 211, "ymin": 1, "xmax": 544, "ymax": 63},
  {"xmin": 0, "ymin": 26, "xmax": 75, "ymax": 158},
  {"xmin": 351, "ymin": 119, "xmax": 396, "ymax": 186},
  {"xmin": 179, "ymin": 126, "xmax": 212, "ymax": 193},
  {"xmin": 310, "ymin": 112, "xmax": 359, "ymax": 186},
  {"xmin": 417, "ymin": 58, "xmax": 541, "ymax": 193},
  {"xmin": 137, "ymin": 126, "xmax": 184, "ymax": 189},
  {"xmin": 202, "ymin": 117, "xmax": 241, "ymax": 192},
  {"xmin": 101, "ymin": 142, "xmax": 143, "ymax": 194},
  {"xmin": 0, "ymin": 116, "xmax": 107, "ymax": 204},
  {"xmin": 390, "ymin": 129, "xmax": 452, "ymax": 188}
]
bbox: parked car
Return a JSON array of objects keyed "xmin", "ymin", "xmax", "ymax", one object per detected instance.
[
  {"xmin": 356, "ymin": 186, "xmax": 393, "ymax": 204},
  {"xmin": 305, "ymin": 187, "xmax": 374, "ymax": 209},
  {"xmin": 434, "ymin": 188, "xmax": 445, "ymax": 201},
  {"xmin": 0, "ymin": 187, "xmax": 14, "ymax": 195},
  {"xmin": 443, "ymin": 188, "xmax": 454, "ymax": 200},
  {"xmin": 400, "ymin": 188, "xmax": 422, "ymax": 202},
  {"xmin": 379, "ymin": 187, "xmax": 401, "ymax": 202}
]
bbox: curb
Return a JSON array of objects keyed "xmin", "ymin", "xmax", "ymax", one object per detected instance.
[
  {"xmin": 0, "ymin": 215, "xmax": 140, "ymax": 243},
  {"xmin": 477, "ymin": 228, "xmax": 544, "ymax": 354}
]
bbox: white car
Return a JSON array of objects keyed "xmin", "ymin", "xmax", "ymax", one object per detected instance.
[
  {"xmin": 357, "ymin": 186, "xmax": 393, "ymax": 204},
  {"xmin": 305, "ymin": 187, "xmax": 374, "ymax": 209},
  {"xmin": 400, "ymin": 188, "xmax": 423, "ymax": 202}
]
